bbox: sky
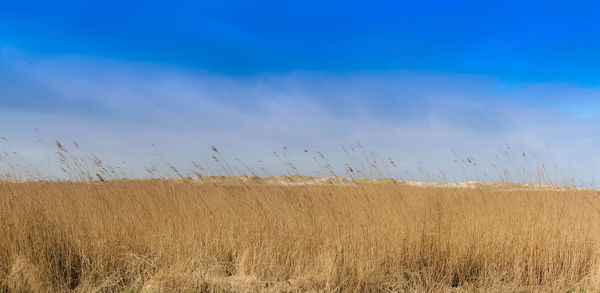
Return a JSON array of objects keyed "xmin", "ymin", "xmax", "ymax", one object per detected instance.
[{"xmin": 2, "ymin": 1, "xmax": 600, "ymax": 184}]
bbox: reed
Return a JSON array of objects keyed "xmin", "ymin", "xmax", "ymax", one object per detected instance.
[
  {"xmin": 0, "ymin": 141, "xmax": 598, "ymax": 292},
  {"xmin": 1, "ymin": 178, "xmax": 600, "ymax": 292}
]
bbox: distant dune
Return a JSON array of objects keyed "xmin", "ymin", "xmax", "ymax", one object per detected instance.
[{"xmin": 184, "ymin": 175, "xmax": 587, "ymax": 192}]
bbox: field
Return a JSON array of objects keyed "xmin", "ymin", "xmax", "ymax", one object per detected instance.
[{"xmin": 2, "ymin": 176, "xmax": 600, "ymax": 292}]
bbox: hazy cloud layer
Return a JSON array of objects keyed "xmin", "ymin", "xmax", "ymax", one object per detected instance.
[{"xmin": 2, "ymin": 49, "xmax": 600, "ymax": 184}]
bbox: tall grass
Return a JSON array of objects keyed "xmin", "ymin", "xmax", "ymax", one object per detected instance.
[
  {"xmin": 1, "ymin": 141, "xmax": 600, "ymax": 291},
  {"xmin": 2, "ymin": 178, "xmax": 600, "ymax": 292}
]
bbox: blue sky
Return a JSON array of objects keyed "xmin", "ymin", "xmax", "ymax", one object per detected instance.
[
  {"xmin": 4, "ymin": 0, "xmax": 600, "ymax": 81},
  {"xmin": 2, "ymin": 1, "xmax": 600, "ymax": 183}
]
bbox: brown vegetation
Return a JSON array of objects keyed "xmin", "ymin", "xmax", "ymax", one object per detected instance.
[{"xmin": 2, "ymin": 177, "xmax": 600, "ymax": 292}]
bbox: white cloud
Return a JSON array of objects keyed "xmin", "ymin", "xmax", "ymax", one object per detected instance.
[{"xmin": 2, "ymin": 49, "xmax": 600, "ymax": 185}]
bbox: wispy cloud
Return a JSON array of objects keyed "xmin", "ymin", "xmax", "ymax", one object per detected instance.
[{"xmin": 2, "ymin": 49, "xmax": 600, "ymax": 184}]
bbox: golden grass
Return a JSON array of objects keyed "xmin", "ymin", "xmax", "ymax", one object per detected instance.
[{"xmin": 2, "ymin": 178, "xmax": 600, "ymax": 292}]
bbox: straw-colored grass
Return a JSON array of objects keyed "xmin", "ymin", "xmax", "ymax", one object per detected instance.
[{"xmin": 2, "ymin": 178, "xmax": 600, "ymax": 292}]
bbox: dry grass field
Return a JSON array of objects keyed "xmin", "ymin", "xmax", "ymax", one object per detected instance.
[{"xmin": 2, "ymin": 175, "xmax": 600, "ymax": 292}]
